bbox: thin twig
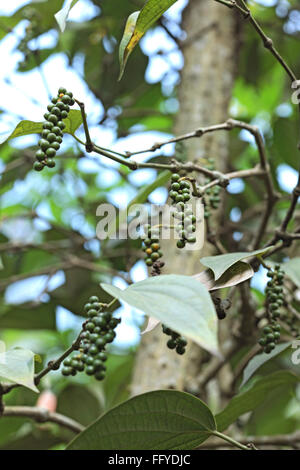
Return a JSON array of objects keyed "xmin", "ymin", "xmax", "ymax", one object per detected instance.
[{"xmin": 1, "ymin": 406, "xmax": 84, "ymax": 434}]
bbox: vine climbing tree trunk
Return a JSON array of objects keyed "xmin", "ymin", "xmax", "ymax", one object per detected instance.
[{"xmin": 131, "ymin": 0, "xmax": 238, "ymax": 397}]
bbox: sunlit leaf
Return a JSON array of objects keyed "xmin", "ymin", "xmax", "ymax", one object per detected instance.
[
  {"xmin": 0, "ymin": 110, "xmax": 83, "ymax": 145},
  {"xmin": 119, "ymin": 0, "xmax": 178, "ymax": 80},
  {"xmin": 0, "ymin": 348, "xmax": 39, "ymax": 393}
]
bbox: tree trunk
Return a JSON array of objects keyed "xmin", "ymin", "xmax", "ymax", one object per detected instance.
[{"xmin": 131, "ymin": 0, "xmax": 238, "ymax": 396}]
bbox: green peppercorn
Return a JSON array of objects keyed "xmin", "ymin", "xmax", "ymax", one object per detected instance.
[
  {"xmin": 33, "ymin": 161, "xmax": 44, "ymax": 171},
  {"xmin": 46, "ymin": 159, "xmax": 56, "ymax": 168}
]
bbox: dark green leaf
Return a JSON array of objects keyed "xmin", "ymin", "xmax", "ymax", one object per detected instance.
[
  {"xmin": 216, "ymin": 371, "xmax": 299, "ymax": 432},
  {"xmin": 67, "ymin": 390, "xmax": 216, "ymax": 450}
]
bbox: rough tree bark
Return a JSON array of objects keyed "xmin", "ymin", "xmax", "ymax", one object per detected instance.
[{"xmin": 131, "ymin": 0, "xmax": 238, "ymax": 397}]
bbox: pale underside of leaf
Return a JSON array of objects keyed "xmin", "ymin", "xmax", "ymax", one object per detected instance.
[
  {"xmin": 143, "ymin": 262, "xmax": 253, "ymax": 334},
  {"xmin": 101, "ymin": 274, "xmax": 220, "ymax": 357},
  {"xmin": 141, "ymin": 316, "xmax": 161, "ymax": 334},
  {"xmin": 193, "ymin": 261, "xmax": 254, "ymax": 291},
  {"xmin": 200, "ymin": 246, "xmax": 273, "ymax": 281},
  {"xmin": 0, "ymin": 348, "xmax": 39, "ymax": 393},
  {"xmin": 54, "ymin": 0, "xmax": 79, "ymax": 32}
]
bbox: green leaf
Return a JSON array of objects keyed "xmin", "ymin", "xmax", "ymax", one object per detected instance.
[
  {"xmin": 118, "ymin": 11, "xmax": 140, "ymax": 81},
  {"xmin": 215, "ymin": 371, "xmax": 299, "ymax": 432},
  {"xmin": 0, "ymin": 16, "xmax": 20, "ymax": 41},
  {"xmin": 194, "ymin": 261, "xmax": 254, "ymax": 291},
  {"xmin": 282, "ymin": 257, "xmax": 300, "ymax": 288},
  {"xmin": 54, "ymin": 0, "xmax": 79, "ymax": 32},
  {"xmin": 0, "ymin": 348, "xmax": 39, "ymax": 393},
  {"xmin": 0, "ymin": 120, "xmax": 46, "ymax": 145},
  {"xmin": 0, "ymin": 257, "xmax": 2, "ymax": 270},
  {"xmin": 200, "ymin": 247, "xmax": 273, "ymax": 281},
  {"xmin": 0, "ymin": 110, "xmax": 82, "ymax": 145},
  {"xmin": 101, "ymin": 274, "xmax": 220, "ymax": 356},
  {"xmin": 240, "ymin": 342, "xmax": 293, "ymax": 389},
  {"xmin": 119, "ymin": 0, "xmax": 178, "ymax": 80},
  {"xmin": 63, "ymin": 109, "xmax": 83, "ymax": 136},
  {"xmin": 67, "ymin": 390, "xmax": 216, "ymax": 450}
]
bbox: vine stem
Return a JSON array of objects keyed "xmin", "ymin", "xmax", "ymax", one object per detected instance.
[{"xmin": 211, "ymin": 430, "xmax": 253, "ymax": 450}]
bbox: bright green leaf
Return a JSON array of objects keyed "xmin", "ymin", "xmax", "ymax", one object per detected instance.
[
  {"xmin": 67, "ymin": 390, "xmax": 216, "ymax": 450},
  {"xmin": 118, "ymin": 11, "xmax": 140, "ymax": 81},
  {"xmin": 0, "ymin": 110, "xmax": 82, "ymax": 145},
  {"xmin": 101, "ymin": 274, "xmax": 220, "ymax": 356},
  {"xmin": 200, "ymin": 247, "xmax": 273, "ymax": 281},
  {"xmin": 0, "ymin": 348, "xmax": 39, "ymax": 393},
  {"xmin": 216, "ymin": 371, "xmax": 299, "ymax": 432},
  {"xmin": 119, "ymin": 0, "xmax": 178, "ymax": 80}
]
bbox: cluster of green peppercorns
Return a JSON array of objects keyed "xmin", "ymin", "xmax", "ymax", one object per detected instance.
[
  {"xmin": 162, "ymin": 325, "xmax": 187, "ymax": 355},
  {"xmin": 142, "ymin": 224, "xmax": 163, "ymax": 267},
  {"xmin": 61, "ymin": 295, "xmax": 120, "ymax": 381},
  {"xmin": 169, "ymin": 173, "xmax": 191, "ymax": 204},
  {"xmin": 258, "ymin": 265, "xmax": 284, "ymax": 353},
  {"xmin": 33, "ymin": 88, "xmax": 75, "ymax": 172}
]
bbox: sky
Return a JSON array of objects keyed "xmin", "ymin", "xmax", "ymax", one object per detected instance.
[{"xmin": 0, "ymin": 0, "xmax": 299, "ymax": 349}]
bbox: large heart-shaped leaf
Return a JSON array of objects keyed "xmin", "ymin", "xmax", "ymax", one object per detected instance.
[
  {"xmin": 67, "ymin": 390, "xmax": 216, "ymax": 450},
  {"xmin": 0, "ymin": 348, "xmax": 39, "ymax": 393},
  {"xmin": 215, "ymin": 370, "xmax": 299, "ymax": 432},
  {"xmin": 101, "ymin": 274, "xmax": 220, "ymax": 356},
  {"xmin": 240, "ymin": 342, "xmax": 293, "ymax": 389},
  {"xmin": 200, "ymin": 247, "xmax": 273, "ymax": 281},
  {"xmin": 119, "ymin": 0, "xmax": 178, "ymax": 80},
  {"xmin": 0, "ymin": 110, "xmax": 82, "ymax": 145}
]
